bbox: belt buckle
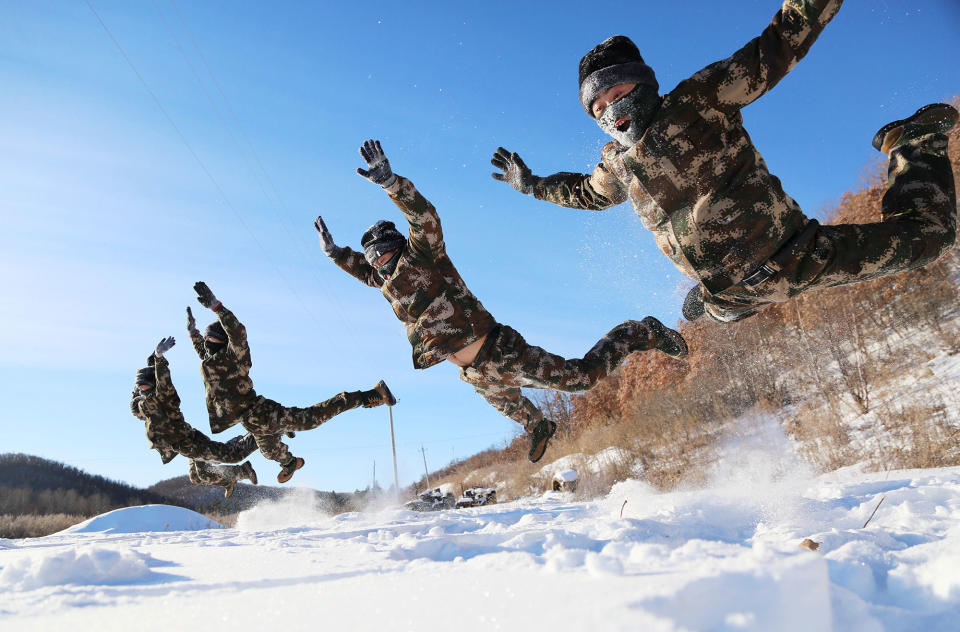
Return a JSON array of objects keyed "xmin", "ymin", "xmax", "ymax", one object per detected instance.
[{"xmin": 742, "ymin": 264, "xmax": 776, "ymax": 288}]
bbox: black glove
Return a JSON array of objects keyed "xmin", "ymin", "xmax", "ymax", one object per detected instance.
[
  {"xmin": 491, "ymin": 147, "xmax": 538, "ymax": 195},
  {"xmin": 155, "ymin": 336, "xmax": 176, "ymax": 358},
  {"xmin": 194, "ymin": 282, "xmax": 218, "ymax": 309},
  {"xmin": 356, "ymin": 139, "xmax": 397, "ymax": 189},
  {"xmin": 314, "ymin": 216, "xmax": 343, "ymax": 259},
  {"xmin": 186, "ymin": 306, "xmax": 198, "ymax": 334}
]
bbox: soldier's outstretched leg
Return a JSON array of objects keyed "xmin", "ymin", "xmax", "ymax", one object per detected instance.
[
  {"xmin": 703, "ymin": 103, "xmax": 957, "ymax": 322},
  {"xmin": 279, "ymin": 382, "xmax": 396, "ymax": 433},
  {"xmin": 175, "ymin": 429, "xmax": 258, "ymax": 464},
  {"xmin": 461, "ymin": 318, "xmax": 685, "ymax": 395},
  {"xmin": 461, "ymin": 318, "xmax": 684, "ymax": 463},
  {"xmin": 188, "ymin": 459, "xmax": 258, "ymax": 498}
]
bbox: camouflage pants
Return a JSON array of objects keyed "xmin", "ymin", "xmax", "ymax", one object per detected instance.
[
  {"xmin": 188, "ymin": 459, "xmax": 247, "ymax": 487},
  {"xmin": 152, "ymin": 426, "xmax": 258, "ymax": 464},
  {"xmin": 459, "ymin": 321, "xmax": 654, "ymax": 432},
  {"xmin": 703, "ymin": 133, "xmax": 957, "ymax": 322},
  {"xmin": 241, "ymin": 390, "xmax": 377, "ymax": 464}
]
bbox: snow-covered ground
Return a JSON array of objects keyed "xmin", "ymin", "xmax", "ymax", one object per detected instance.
[{"xmin": 3, "ymin": 460, "xmax": 960, "ymax": 631}]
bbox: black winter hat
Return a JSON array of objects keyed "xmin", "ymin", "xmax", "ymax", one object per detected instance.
[
  {"xmin": 361, "ymin": 220, "xmax": 406, "ymax": 267},
  {"xmin": 578, "ymin": 35, "xmax": 658, "ymax": 117},
  {"xmin": 135, "ymin": 367, "xmax": 156, "ymax": 388},
  {"xmin": 205, "ymin": 320, "xmax": 227, "ymax": 342}
]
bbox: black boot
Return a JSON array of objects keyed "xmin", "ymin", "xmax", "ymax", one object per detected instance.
[
  {"xmin": 241, "ymin": 460, "xmax": 258, "ymax": 485},
  {"xmin": 528, "ymin": 419, "xmax": 557, "ymax": 463},
  {"xmin": 872, "ymin": 103, "xmax": 958, "ymax": 154},
  {"xmin": 641, "ymin": 316, "xmax": 689, "ymax": 358}
]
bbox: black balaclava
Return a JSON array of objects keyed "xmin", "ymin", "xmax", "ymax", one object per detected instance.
[
  {"xmin": 204, "ymin": 321, "xmax": 227, "ymax": 356},
  {"xmin": 135, "ymin": 367, "xmax": 156, "ymax": 389},
  {"xmin": 361, "ymin": 220, "xmax": 406, "ymax": 278},
  {"xmin": 578, "ymin": 35, "xmax": 661, "ymax": 146},
  {"xmin": 130, "ymin": 396, "xmax": 144, "ymax": 417}
]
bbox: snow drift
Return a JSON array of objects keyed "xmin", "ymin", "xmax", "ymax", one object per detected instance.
[
  {"xmin": 0, "ymin": 546, "xmax": 153, "ymax": 590},
  {"xmin": 57, "ymin": 504, "xmax": 223, "ymax": 534}
]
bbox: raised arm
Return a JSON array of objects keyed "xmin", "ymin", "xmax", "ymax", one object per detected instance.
[
  {"xmin": 185, "ymin": 307, "xmax": 205, "ymax": 358},
  {"xmin": 690, "ymin": 0, "xmax": 844, "ymax": 112},
  {"xmin": 151, "ymin": 338, "xmax": 180, "ymax": 409},
  {"xmin": 356, "ymin": 139, "xmax": 443, "ymax": 255},
  {"xmin": 193, "ymin": 282, "xmax": 251, "ymax": 369},
  {"xmin": 314, "ymin": 215, "xmax": 384, "ymax": 288},
  {"xmin": 491, "ymin": 146, "xmax": 627, "ymax": 211}
]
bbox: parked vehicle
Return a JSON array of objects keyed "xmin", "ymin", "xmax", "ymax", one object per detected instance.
[
  {"xmin": 405, "ymin": 488, "xmax": 456, "ymax": 512},
  {"xmin": 456, "ymin": 487, "xmax": 497, "ymax": 508}
]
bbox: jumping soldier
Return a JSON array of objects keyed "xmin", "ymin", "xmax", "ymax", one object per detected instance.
[
  {"xmin": 491, "ymin": 0, "xmax": 957, "ymax": 322},
  {"xmin": 132, "ymin": 336, "xmax": 258, "ymax": 498},
  {"xmin": 315, "ymin": 139, "xmax": 687, "ymax": 463},
  {"xmin": 187, "ymin": 288, "xmax": 397, "ymax": 483}
]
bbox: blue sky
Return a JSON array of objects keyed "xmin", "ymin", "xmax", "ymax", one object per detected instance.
[{"xmin": 1, "ymin": 0, "xmax": 958, "ymax": 493}]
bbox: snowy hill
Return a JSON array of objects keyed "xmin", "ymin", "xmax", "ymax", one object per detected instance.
[
  {"xmin": 57, "ymin": 504, "xmax": 224, "ymax": 534},
  {"xmin": 3, "ymin": 459, "xmax": 959, "ymax": 631}
]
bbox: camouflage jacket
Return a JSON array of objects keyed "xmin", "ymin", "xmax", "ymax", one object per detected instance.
[
  {"xmin": 333, "ymin": 176, "xmax": 498, "ymax": 369},
  {"xmin": 137, "ymin": 356, "xmax": 192, "ymax": 456},
  {"xmin": 192, "ymin": 305, "xmax": 258, "ymax": 432},
  {"xmin": 535, "ymin": 0, "xmax": 843, "ymax": 294}
]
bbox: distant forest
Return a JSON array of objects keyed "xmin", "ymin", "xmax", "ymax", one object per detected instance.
[
  {"xmin": 0, "ymin": 453, "xmax": 179, "ymax": 516},
  {"xmin": 0, "ymin": 453, "xmax": 369, "ymax": 537}
]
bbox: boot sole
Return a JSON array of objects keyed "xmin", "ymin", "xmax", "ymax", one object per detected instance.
[
  {"xmin": 528, "ymin": 420, "xmax": 557, "ymax": 463},
  {"xmin": 277, "ymin": 457, "xmax": 305, "ymax": 483},
  {"xmin": 872, "ymin": 103, "xmax": 958, "ymax": 152}
]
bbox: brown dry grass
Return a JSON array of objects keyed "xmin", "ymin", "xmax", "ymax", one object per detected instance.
[{"xmin": 0, "ymin": 514, "xmax": 87, "ymax": 539}]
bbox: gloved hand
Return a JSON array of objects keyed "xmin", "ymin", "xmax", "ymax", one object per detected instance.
[
  {"xmin": 314, "ymin": 216, "xmax": 343, "ymax": 259},
  {"xmin": 186, "ymin": 306, "xmax": 198, "ymax": 334},
  {"xmin": 155, "ymin": 336, "xmax": 176, "ymax": 358},
  {"xmin": 356, "ymin": 139, "xmax": 397, "ymax": 189},
  {"xmin": 194, "ymin": 282, "xmax": 219, "ymax": 309},
  {"xmin": 491, "ymin": 147, "xmax": 539, "ymax": 195}
]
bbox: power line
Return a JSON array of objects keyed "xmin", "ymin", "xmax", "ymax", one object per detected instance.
[
  {"xmin": 84, "ymin": 1, "xmax": 334, "ymax": 339},
  {"xmin": 163, "ymin": 0, "xmax": 362, "ymax": 342}
]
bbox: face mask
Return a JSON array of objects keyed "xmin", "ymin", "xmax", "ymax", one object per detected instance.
[
  {"xmin": 596, "ymin": 85, "xmax": 660, "ymax": 147},
  {"xmin": 377, "ymin": 251, "xmax": 401, "ymax": 279},
  {"xmin": 204, "ymin": 340, "xmax": 226, "ymax": 356}
]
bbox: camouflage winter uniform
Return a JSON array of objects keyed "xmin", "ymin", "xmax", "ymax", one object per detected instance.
[
  {"xmin": 332, "ymin": 176, "xmax": 659, "ymax": 431},
  {"xmin": 332, "ymin": 176, "xmax": 498, "ymax": 370},
  {"xmin": 136, "ymin": 356, "xmax": 257, "ymax": 487},
  {"xmin": 191, "ymin": 305, "xmax": 382, "ymax": 464},
  {"xmin": 534, "ymin": 0, "xmax": 957, "ymax": 321}
]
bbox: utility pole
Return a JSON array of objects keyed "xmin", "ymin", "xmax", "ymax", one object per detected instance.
[
  {"xmin": 387, "ymin": 403, "xmax": 399, "ymax": 499},
  {"xmin": 372, "ymin": 460, "xmax": 376, "ymax": 491},
  {"xmin": 421, "ymin": 445, "xmax": 431, "ymax": 490}
]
